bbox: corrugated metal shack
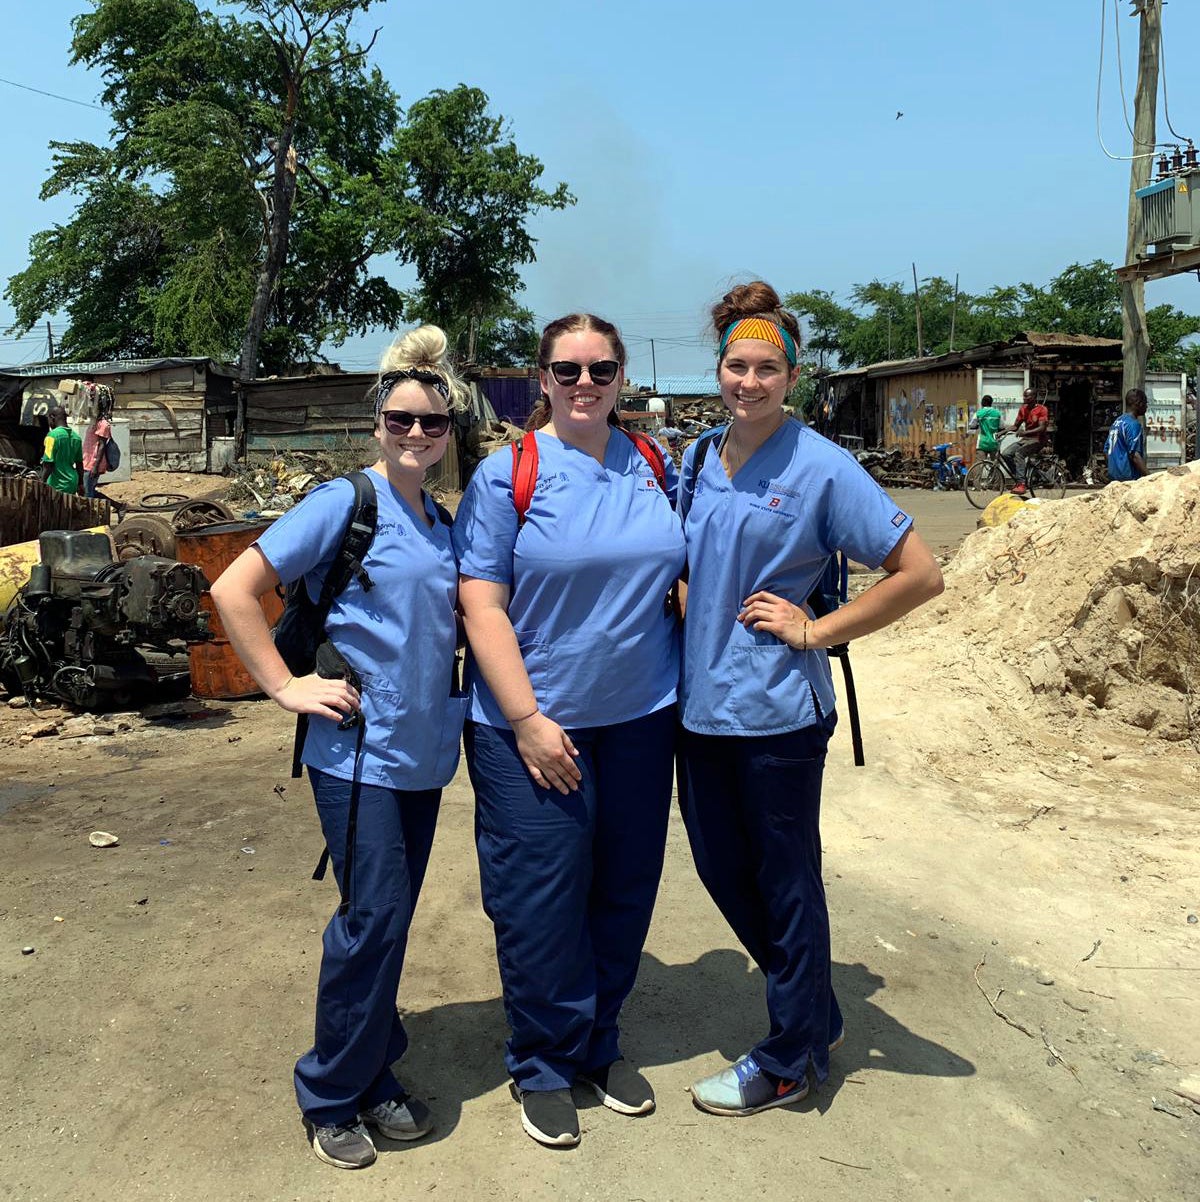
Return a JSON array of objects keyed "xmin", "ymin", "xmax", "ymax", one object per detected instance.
[
  {"xmin": 240, "ymin": 372, "xmax": 463, "ymax": 491},
  {"xmin": 477, "ymin": 368, "xmax": 539, "ymax": 427},
  {"xmin": 0, "ymin": 357, "xmax": 237, "ymax": 472},
  {"xmin": 818, "ymin": 333, "xmax": 1127, "ymax": 475}
]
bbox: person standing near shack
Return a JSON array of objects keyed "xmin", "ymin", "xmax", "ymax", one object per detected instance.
[
  {"xmin": 40, "ymin": 406, "xmax": 83, "ymax": 496},
  {"xmin": 81, "ymin": 392, "xmax": 114, "ymax": 498},
  {"xmin": 212, "ymin": 326, "xmax": 467, "ymax": 1171},
  {"xmin": 677, "ymin": 281, "xmax": 944, "ymax": 1118},
  {"xmin": 1105, "ymin": 388, "xmax": 1149, "ymax": 482}
]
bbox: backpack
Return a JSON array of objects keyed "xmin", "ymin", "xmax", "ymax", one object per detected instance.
[
  {"xmin": 103, "ymin": 437, "xmax": 120, "ymax": 472},
  {"xmin": 511, "ymin": 427, "xmax": 667, "ymax": 523},
  {"xmin": 682, "ymin": 428, "xmax": 865, "ymax": 767}
]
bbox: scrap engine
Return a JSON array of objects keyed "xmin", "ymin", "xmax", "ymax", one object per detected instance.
[{"xmin": 1, "ymin": 530, "xmax": 211, "ymax": 709}]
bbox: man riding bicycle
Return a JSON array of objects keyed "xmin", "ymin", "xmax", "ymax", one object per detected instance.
[{"xmin": 1000, "ymin": 388, "xmax": 1049, "ymax": 496}]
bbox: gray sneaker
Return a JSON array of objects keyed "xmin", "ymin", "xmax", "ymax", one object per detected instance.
[
  {"xmin": 305, "ymin": 1119, "xmax": 377, "ymax": 1169},
  {"xmin": 360, "ymin": 1093, "xmax": 434, "ymax": 1142},
  {"xmin": 577, "ymin": 1060, "xmax": 655, "ymax": 1115}
]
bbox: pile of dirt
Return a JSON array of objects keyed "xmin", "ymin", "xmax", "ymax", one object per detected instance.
[{"xmin": 901, "ymin": 463, "xmax": 1200, "ymax": 743}]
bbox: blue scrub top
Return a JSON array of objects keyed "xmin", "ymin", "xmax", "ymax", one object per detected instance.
[
  {"xmin": 453, "ymin": 428, "xmax": 687, "ymax": 730},
  {"xmin": 255, "ymin": 472, "xmax": 465, "ymax": 790},
  {"xmin": 680, "ymin": 418, "xmax": 912, "ymax": 736}
]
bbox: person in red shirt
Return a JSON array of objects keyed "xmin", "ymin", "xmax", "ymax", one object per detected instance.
[
  {"xmin": 1004, "ymin": 387, "xmax": 1049, "ymax": 495},
  {"xmin": 81, "ymin": 392, "xmax": 114, "ymax": 498}
]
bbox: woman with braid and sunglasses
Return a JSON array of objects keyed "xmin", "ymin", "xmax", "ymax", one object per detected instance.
[
  {"xmin": 212, "ymin": 326, "xmax": 467, "ymax": 1170},
  {"xmin": 677, "ymin": 281, "xmax": 944, "ymax": 1118},
  {"xmin": 453, "ymin": 313, "xmax": 686, "ymax": 1148}
]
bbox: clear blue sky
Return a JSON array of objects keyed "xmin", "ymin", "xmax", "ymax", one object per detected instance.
[{"xmin": 3, "ymin": 0, "xmax": 1199, "ymax": 379}]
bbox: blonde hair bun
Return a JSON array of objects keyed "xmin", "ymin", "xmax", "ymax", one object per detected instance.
[{"xmin": 378, "ymin": 324, "xmax": 467, "ymax": 409}]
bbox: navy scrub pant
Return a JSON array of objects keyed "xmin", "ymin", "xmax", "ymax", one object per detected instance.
[
  {"xmin": 677, "ymin": 713, "xmax": 842, "ymax": 1085},
  {"xmin": 294, "ymin": 768, "xmax": 441, "ymax": 1127},
  {"xmin": 464, "ymin": 705, "xmax": 675, "ymax": 1092}
]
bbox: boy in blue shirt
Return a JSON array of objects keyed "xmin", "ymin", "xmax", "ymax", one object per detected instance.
[{"xmin": 1105, "ymin": 389, "xmax": 1148, "ymax": 482}]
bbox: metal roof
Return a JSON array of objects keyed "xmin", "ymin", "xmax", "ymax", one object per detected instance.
[
  {"xmin": 627, "ymin": 373, "xmax": 718, "ymax": 396},
  {"xmin": 0, "ymin": 356, "xmax": 239, "ymax": 379},
  {"xmin": 825, "ymin": 331, "xmax": 1121, "ymax": 381}
]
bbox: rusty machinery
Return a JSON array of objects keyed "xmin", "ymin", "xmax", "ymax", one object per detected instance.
[
  {"xmin": 0, "ymin": 530, "xmax": 212, "ymax": 709},
  {"xmin": 109, "ymin": 494, "xmax": 237, "ymax": 560}
]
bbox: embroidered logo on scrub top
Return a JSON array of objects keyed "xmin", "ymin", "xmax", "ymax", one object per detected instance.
[
  {"xmin": 891, "ymin": 511, "xmax": 906, "ymax": 527},
  {"xmin": 768, "ymin": 497, "xmax": 781, "ymax": 508},
  {"xmin": 376, "ymin": 520, "xmax": 405, "ymax": 537},
  {"xmin": 533, "ymin": 471, "xmax": 570, "ymax": 493},
  {"xmin": 758, "ymin": 479, "xmax": 805, "ymax": 500}
]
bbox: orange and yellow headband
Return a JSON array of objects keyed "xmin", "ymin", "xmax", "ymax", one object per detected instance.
[{"xmin": 718, "ymin": 317, "xmax": 798, "ymax": 366}]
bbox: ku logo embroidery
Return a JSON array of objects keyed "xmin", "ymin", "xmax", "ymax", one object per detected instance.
[{"xmin": 769, "ymin": 497, "xmax": 782, "ymax": 508}]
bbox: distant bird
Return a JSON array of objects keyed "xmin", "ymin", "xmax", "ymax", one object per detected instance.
[{"xmin": 896, "ymin": 111, "xmax": 904, "ymax": 120}]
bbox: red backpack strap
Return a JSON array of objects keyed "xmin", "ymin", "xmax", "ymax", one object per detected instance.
[
  {"xmin": 624, "ymin": 429, "xmax": 667, "ymax": 490},
  {"xmin": 510, "ymin": 430, "xmax": 540, "ymax": 526}
]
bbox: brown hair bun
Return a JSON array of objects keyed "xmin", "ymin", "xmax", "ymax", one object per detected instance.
[{"xmin": 711, "ymin": 281, "xmax": 801, "ymax": 351}]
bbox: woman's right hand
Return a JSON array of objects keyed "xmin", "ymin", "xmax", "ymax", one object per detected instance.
[
  {"xmin": 273, "ymin": 673, "xmax": 361, "ymax": 723},
  {"xmin": 514, "ymin": 713, "xmax": 582, "ymax": 794}
]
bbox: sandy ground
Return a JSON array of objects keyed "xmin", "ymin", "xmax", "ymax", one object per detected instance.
[{"xmin": 2, "ymin": 488, "xmax": 1198, "ymax": 1201}]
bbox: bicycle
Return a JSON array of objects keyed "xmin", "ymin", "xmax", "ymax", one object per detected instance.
[{"xmin": 964, "ymin": 448, "xmax": 1066, "ymax": 510}]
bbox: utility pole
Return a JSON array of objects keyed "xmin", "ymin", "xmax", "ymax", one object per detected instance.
[
  {"xmin": 911, "ymin": 263, "xmax": 926, "ymax": 357},
  {"xmin": 650, "ymin": 338, "xmax": 657, "ymax": 391},
  {"xmin": 45, "ymin": 321, "xmax": 54, "ymax": 362},
  {"xmin": 1123, "ymin": 0, "xmax": 1161, "ymax": 397},
  {"xmin": 949, "ymin": 273, "xmax": 960, "ymax": 352}
]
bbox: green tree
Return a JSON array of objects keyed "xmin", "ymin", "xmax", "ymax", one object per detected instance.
[
  {"xmin": 788, "ymin": 260, "xmax": 1199, "ymax": 373},
  {"xmin": 392, "ymin": 86, "xmax": 574, "ymax": 362},
  {"xmin": 5, "ymin": 3, "xmax": 572, "ymax": 378}
]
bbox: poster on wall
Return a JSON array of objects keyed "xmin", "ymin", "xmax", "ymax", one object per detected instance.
[{"xmin": 923, "ymin": 404, "xmax": 934, "ymax": 433}]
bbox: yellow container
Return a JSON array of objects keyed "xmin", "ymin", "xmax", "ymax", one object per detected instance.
[{"xmin": 0, "ymin": 527, "xmax": 112, "ymax": 612}]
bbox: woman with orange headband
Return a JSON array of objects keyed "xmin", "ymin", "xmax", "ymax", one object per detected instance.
[{"xmin": 677, "ymin": 281, "xmax": 944, "ymax": 1117}]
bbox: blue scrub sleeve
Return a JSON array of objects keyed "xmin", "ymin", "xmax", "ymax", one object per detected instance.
[
  {"xmin": 662, "ymin": 453, "xmax": 680, "ymax": 510},
  {"xmin": 815, "ymin": 450, "xmax": 913, "ymax": 570},
  {"xmin": 254, "ymin": 478, "xmax": 355, "ymax": 597},
  {"xmin": 452, "ymin": 454, "xmax": 520, "ymax": 587}
]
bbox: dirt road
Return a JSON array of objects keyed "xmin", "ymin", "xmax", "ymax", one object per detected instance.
[{"xmin": 2, "ymin": 489, "xmax": 1197, "ymax": 1201}]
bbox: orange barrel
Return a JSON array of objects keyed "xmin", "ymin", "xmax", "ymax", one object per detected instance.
[{"xmin": 175, "ymin": 520, "xmax": 282, "ymax": 700}]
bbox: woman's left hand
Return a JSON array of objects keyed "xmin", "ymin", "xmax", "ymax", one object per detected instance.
[{"xmin": 738, "ymin": 590, "xmax": 817, "ymax": 651}]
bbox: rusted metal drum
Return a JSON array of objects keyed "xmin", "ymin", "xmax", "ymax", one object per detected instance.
[{"xmin": 175, "ymin": 520, "xmax": 281, "ymax": 700}]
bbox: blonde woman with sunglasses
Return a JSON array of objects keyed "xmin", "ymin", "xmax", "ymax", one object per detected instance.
[
  {"xmin": 453, "ymin": 313, "xmax": 686, "ymax": 1148},
  {"xmin": 212, "ymin": 326, "xmax": 467, "ymax": 1170}
]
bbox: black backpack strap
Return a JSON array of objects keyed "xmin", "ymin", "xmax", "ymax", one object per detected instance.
[
  {"xmin": 680, "ymin": 427, "xmax": 723, "ymax": 521},
  {"xmin": 826, "ymin": 645, "xmax": 865, "ymax": 767},
  {"xmin": 310, "ymin": 718, "xmax": 367, "ymax": 917},
  {"xmin": 316, "ymin": 471, "xmax": 378, "ymax": 605}
]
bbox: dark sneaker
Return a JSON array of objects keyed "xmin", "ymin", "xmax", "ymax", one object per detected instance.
[
  {"xmin": 360, "ymin": 1092, "xmax": 434, "ymax": 1142},
  {"xmin": 578, "ymin": 1059, "xmax": 655, "ymax": 1116},
  {"xmin": 512, "ymin": 1084, "xmax": 580, "ymax": 1147},
  {"xmin": 305, "ymin": 1118, "xmax": 377, "ymax": 1169},
  {"xmin": 689, "ymin": 1053, "xmax": 809, "ymax": 1117}
]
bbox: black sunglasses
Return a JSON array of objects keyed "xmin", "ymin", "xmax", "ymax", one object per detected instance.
[
  {"xmin": 548, "ymin": 359, "xmax": 620, "ymax": 387},
  {"xmin": 381, "ymin": 410, "xmax": 451, "ymax": 437}
]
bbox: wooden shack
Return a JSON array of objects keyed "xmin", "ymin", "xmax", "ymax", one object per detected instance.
[
  {"xmin": 0, "ymin": 357, "xmax": 237, "ymax": 472},
  {"xmin": 240, "ymin": 373, "xmax": 462, "ymax": 491}
]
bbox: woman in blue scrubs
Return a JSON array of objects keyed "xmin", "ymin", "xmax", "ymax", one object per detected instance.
[
  {"xmin": 679, "ymin": 281, "xmax": 944, "ymax": 1118},
  {"xmin": 454, "ymin": 313, "xmax": 686, "ymax": 1148},
  {"xmin": 212, "ymin": 326, "xmax": 467, "ymax": 1170}
]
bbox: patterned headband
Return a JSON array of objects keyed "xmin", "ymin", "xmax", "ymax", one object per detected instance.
[
  {"xmin": 718, "ymin": 317, "xmax": 798, "ymax": 366},
  {"xmin": 375, "ymin": 369, "xmax": 450, "ymax": 416}
]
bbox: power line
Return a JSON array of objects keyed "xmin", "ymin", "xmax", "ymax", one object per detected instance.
[
  {"xmin": 0, "ymin": 75, "xmax": 103, "ymax": 111},
  {"xmin": 1157, "ymin": 2, "xmax": 1187, "ymax": 142},
  {"xmin": 1095, "ymin": 0, "xmax": 1159, "ymax": 162}
]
